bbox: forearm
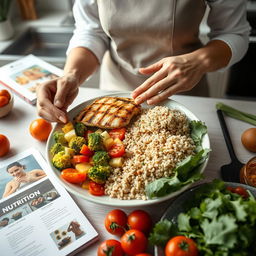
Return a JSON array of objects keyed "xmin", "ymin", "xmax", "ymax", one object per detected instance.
[
  {"xmin": 189, "ymin": 40, "xmax": 232, "ymax": 73},
  {"xmin": 64, "ymin": 47, "xmax": 100, "ymax": 85}
]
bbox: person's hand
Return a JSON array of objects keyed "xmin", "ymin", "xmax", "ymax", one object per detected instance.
[
  {"xmin": 131, "ymin": 54, "xmax": 206, "ymax": 105},
  {"xmin": 36, "ymin": 74, "xmax": 79, "ymax": 123}
]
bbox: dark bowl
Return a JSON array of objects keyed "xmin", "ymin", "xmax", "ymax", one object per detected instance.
[{"xmin": 154, "ymin": 182, "xmax": 256, "ymax": 256}]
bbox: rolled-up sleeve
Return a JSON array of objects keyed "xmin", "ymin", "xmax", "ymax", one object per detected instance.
[
  {"xmin": 66, "ymin": 0, "xmax": 109, "ymax": 63},
  {"xmin": 207, "ymin": 0, "xmax": 251, "ymax": 68}
]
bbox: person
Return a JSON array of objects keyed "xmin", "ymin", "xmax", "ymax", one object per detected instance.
[
  {"xmin": 67, "ymin": 221, "xmax": 85, "ymax": 239},
  {"xmin": 36, "ymin": 0, "xmax": 251, "ymax": 123},
  {"xmin": 2, "ymin": 162, "xmax": 46, "ymax": 198}
]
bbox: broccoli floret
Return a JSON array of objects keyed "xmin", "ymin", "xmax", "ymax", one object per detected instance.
[
  {"xmin": 52, "ymin": 151, "xmax": 72, "ymax": 170},
  {"xmin": 74, "ymin": 122, "xmax": 87, "ymax": 137},
  {"xmin": 93, "ymin": 151, "xmax": 110, "ymax": 166},
  {"xmin": 88, "ymin": 133, "xmax": 103, "ymax": 151},
  {"xmin": 53, "ymin": 131, "xmax": 67, "ymax": 145},
  {"xmin": 88, "ymin": 165, "xmax": 112, "ymax": 184},
  {"xmin": 50, "ymin": 143, "xmax": 65, "ymax": 156},
  {"xmin": 68, "ymin": 136, "xmax": 86, "ymax": 154}
]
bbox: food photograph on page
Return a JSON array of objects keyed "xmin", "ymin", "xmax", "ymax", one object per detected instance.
[
  {"xmin": 50, "ymin": 219, "xmax": 86, "ymax": 250},
  {"xmin": 11, "ymin": 65, "xmax": 58, "ymax": 93}
]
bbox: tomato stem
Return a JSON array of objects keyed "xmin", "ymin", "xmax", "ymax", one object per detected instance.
[
  {"xmin": 179, "ymin": 240, "xmax": 189, "ymax": 251},
  {"xmin": 103, "ymin": 245, "xmax": 114, "ymax": 256}
]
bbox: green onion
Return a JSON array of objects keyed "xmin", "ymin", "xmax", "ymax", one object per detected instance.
[{"xmin": 216, "ymin": 102, "xmax": 256, "ymax": 126}]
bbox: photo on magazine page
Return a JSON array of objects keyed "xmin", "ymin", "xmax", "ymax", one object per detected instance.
[
  {"xmin": 50, "ymin": 219, "xmax": 86, "ymax": 250},
  {"xmin": 11, "ymin": 64, "xmax": 58, "ymax": 94},
  {"xmin": 0, "ymin": 154, "xmax": 47, "ymax": 199}
]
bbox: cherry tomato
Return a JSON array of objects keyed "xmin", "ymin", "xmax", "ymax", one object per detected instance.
[
  {"xmin": 61, "ymin": 168, "xmax": 86, "ymax": 184},
  {"xmin": 0, "ymin": 134, "xmax": 10, "ymax": 157},
  {"xmin": 135, "ymin": 254, "xmax": 152, "ymax": 256},
  {"xmin": 29, "ymin": 118, "xmax": 52, "ymax": 141},
  {"xmin": 80, "ymin": 144, "xmax": 94, "ymax": 156},
  {"xmin": 120, "ymin": 229, "xmax": 147, "ymax": 255},
  {"xmin": 105, "ymin": 209, "xmax": 128, "ymax": 236},
  {"xmin": 234, "ymin": 186, "xmax": 249, "ymax": 199},
  {"xmin": 98, "ymin": 239, "xmax": 124, "ymax": 256},
  {"xmin": 89, "ymin": 181, "xmax": 105, "ymax": 196},
  {"xmin": 72, "ymin": 155, "xmax": 90, "ymax": 164},
  {"xmin": 127, "ymin": 210, "xmax": 152, "ymax": 234},
  {"xmin": 165, "ymin": 236, "xmax": 198, "ymax": 256},
  {"xmin": 226, "ymin": 186, "xmax": 249, "ymax": 199},
  {"xmin": 0, "ymin": 95, "xmax": 9, "ymax": 107},
  {"xmin": 109, "ymin": 128, "xmax": 126, "ymax": 141},
  {"xmin": 0, "ymin": 89, "xmax": 11, "ymax": 100},
  {"xmin": 108, "ymin": 143, "xmax": 125, "ymax": 158}
]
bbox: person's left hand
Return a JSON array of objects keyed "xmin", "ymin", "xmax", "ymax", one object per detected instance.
[{"xmin": 131, "ymin": 54, "xmax": 206, "ymax": 105}]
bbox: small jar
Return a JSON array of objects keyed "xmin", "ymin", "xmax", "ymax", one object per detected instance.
[{"xmin": 240, "ymin": 157, "xmax": 256, "ymax": 187}]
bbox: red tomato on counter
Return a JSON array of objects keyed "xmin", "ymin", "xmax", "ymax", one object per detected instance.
[
  {"xmin": 98, "ymin": 239, "xmax": 124, "ymax": 256},
  {"xmin": 127, "ymin": 210, "xmax": 152, "ymax": 234},
  {"xmin": 120, "ymin": 229, "xmax": 147, "ymax": 255},
  {"xmin": 165, "ymin": 236, "xmax": 198, "ymax": 256},
  {"xmin": 0, "ymin": 134, "xmax": 10, "ymax": 157},
  {"xmin": 105, "ymin": 209, "xmax": 128, "ymax": 236}
]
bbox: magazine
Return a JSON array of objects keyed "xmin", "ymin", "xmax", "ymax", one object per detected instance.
[
  {"xmin": 0, "ymin": 148, "xmax": 98, "ymax": 256},
  {"xmin": 0, "ymin": 55, "xmax": 63, "ymax": 105}
]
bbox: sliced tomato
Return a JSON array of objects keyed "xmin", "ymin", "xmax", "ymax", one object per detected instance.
[
  {"xmin": 109, "ymin": 128, "xmax": 126, "ymax": 141},
  {"xmin": 80, "ymin": 144, "xmax": 94, "ymax": 156},
  {"xmin": 61, "ymin": 168, "xmax": 87, "ymax": 184},
  {"xmin": 72, "ymin": 155, "xmax": 90, "ymax": 164},
  {"xmin": 89, "ymin": 181, "xmax": 105, "ymax": 196},
  {"xmin": 108, "ymin": 143, "xmax": 125, "ymax": 158}
]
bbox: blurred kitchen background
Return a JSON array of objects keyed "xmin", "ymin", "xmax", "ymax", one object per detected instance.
[{"xmin": 0, "ymin": 0, "xmax": 256, "ymax": 99}]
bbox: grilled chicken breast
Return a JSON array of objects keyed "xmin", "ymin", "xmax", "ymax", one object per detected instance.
[{"xmin": 74, "ymin": 97, "xmax": 141, "ymax": 129}]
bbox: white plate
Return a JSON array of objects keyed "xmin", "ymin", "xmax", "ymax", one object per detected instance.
[{"xmin": 46, "ymin": 92, "xmax": 210, "ymax": 207}]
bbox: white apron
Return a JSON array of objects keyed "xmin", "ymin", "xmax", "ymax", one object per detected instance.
[{"xmin": 97, "ymin": 0, "xmax": 209, "ymax": 96}]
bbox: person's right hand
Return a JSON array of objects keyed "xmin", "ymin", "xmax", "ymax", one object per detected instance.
[{"xmin": 36, "ymin": 74, "xmax": 79, "ymax": 123}]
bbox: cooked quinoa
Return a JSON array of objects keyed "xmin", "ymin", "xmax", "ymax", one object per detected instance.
[{"xmin": 104, "ymin": 106, "xmax": 195, "ymax": 200}]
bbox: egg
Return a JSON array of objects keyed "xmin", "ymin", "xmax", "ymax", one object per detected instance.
[{"xmin": 241, "ymin": 128, "xmax": 256, "ymax": 153}]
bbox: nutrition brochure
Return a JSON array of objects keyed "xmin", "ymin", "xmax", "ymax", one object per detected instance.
[{"xmin": 0, "ymin": 148, "xmax": 98, "ymax": 256}]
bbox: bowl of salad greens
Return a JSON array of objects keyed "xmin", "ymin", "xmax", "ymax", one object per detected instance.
[{"xmin": 150, "ymin": 179, "xmax": 256, "ymax": 256}]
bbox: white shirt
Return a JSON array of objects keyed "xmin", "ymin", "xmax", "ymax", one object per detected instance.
[{"xmin": 67, "ymin": 0, "xmax": 251, "ymax": 69}]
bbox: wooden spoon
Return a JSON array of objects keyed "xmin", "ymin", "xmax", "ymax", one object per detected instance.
[{"xmin": 217, "ymin": 109, "xmax": 244, "ymax": 182}]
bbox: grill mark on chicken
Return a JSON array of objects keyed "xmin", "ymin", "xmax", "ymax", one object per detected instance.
[{"xmin": 74, "ymin": 97, "xmax": 141, "ymax": 129}]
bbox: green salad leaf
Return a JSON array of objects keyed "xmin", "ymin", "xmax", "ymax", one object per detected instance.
[
  {"xmin": 149, "ymin": 180, "xmax": 256, "ymax": 255},
  {"xmin": 148, "ymin": 219, "xmax": 178, "ymax": 247},
  {"xmin": 146, "ymin": 120, "xmax": 210, "ymax": 199}
]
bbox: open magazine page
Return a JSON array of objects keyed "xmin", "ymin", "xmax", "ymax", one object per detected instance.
[
  {"xmin": 0, "ymin": 55, "xmax": 63, "ymax": 105},
  {"xmin": 0, "ymin": 148, "xmax": 98, "ymax": 256}
]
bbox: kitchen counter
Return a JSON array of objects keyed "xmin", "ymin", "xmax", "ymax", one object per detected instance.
[{"xmin": 0, "ymin": 87, "xmax": 256, "ymax": 255}]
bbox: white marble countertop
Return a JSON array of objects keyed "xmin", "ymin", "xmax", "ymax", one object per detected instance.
[{"xmin": 1, "ymin": 87, "xmax": 256, "ymax": 255}]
